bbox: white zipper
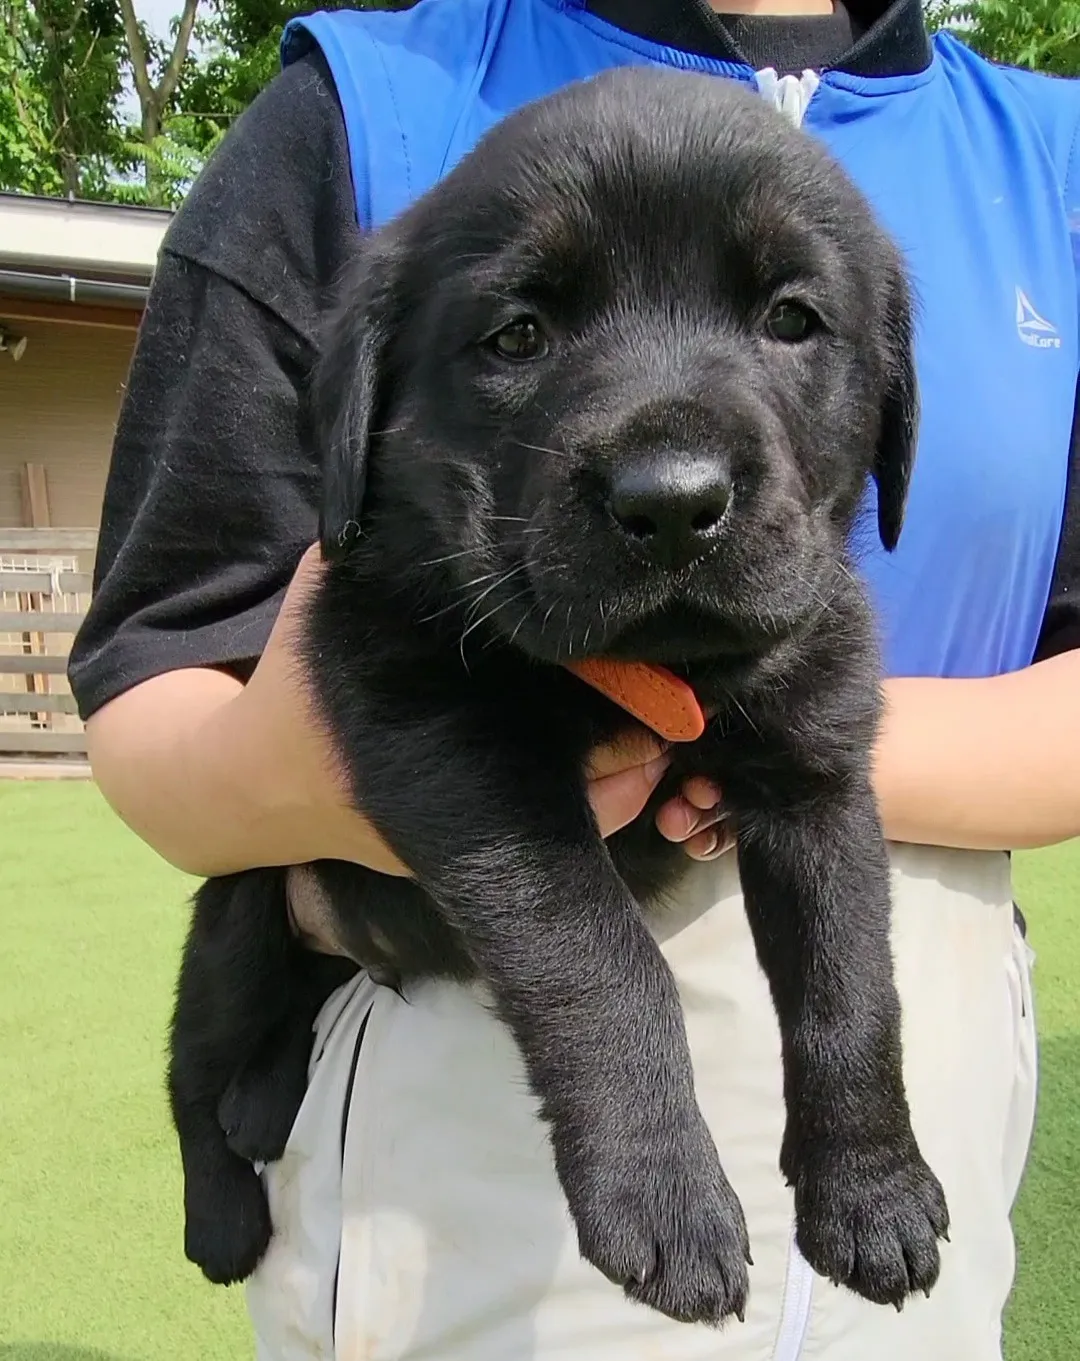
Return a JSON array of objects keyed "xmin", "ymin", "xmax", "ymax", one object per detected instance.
[
  {"xmin": 754, "ymin": 66, "xmax": 822, "ymax": 128},
  {"xmin": 771, "ymin": 1225, "xmax": 816, "ymax": 1361}
]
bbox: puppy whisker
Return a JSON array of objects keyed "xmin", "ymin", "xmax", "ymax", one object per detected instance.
[
  {"xmin": 417, "ymin": 547, "xmax": 489, "ymax": 569},
  {"xmin": 416, "ymin": 600, "xmax": 466, "ymax": 625},
  {"xmin": 459, "ymin": 581, "xmax": 530, "ymax": 661},
  {"xmin": 416, "ymin": 572, "xmax": 504, "ymax": 625},
  {"xmin": 505, "ymin": 599, "xmax": 540, "ymax": 649},
  {"xmin": 514, "ymin": 441, "xmax": 573, "ymax": 462},
  {"xmin": 417, "ymin": 563, "xmax": 534, "ymax": 627},
  {"xmin": 480, "ymin": 589, "xmax": 535, "ymax": 650},
  {"xmin": 719, "ymin": 685, "xmax": 763, "ymax": 740}
]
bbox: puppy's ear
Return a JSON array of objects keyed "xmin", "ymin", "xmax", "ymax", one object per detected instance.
[
  {"xmin": 873, "ymin": 267, "xmax": 920, "ymax": 553},
  {"xmin": 311, "ymin": 243, "xmax": 399, "ymax": 561}
]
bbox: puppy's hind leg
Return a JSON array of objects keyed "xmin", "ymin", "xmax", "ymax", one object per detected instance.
[
  {"xmin": 218, "ymin": 948, "xmax": 358, "ymax": 1164},
  {"xmin": 167, "ymin": 868, "xmax": 329, "ymax": 1285},
  {"xmin": 171, "ymin": 1077, "xmax": 272, "ymax": 1286}
]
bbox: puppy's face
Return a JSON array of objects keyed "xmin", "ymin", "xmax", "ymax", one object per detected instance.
[{"xmin": 316, "ymin": 69, "xmax": 917, "ymax": 666}]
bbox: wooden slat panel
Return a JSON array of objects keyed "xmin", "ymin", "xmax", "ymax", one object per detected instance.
[
  {"xmin": 0, "ymin": 729, "xmax": 87, "ymax": 754},
  {"xmin": 0, "ymin": 296, "xmax": 144, "ymax": 330},
  {"xmin": 13, "ymin": 464, "xmax": 54, "ymax": 712},
  {"xmin": 0, "ymin": 692, "xmax": 78, "ymax": 714},
  {"xmin": 0, "ymin": 612, "xmax": 85, "ymax": 633},
  {"xmin": 0, "ymin": 529, "xmax": 98, "ymax": 552},
  {"xmin": 22, "ymin": 462, "xmax": 52, "ymax": 528},
  {"xmin": 0, "ymin": 571, "xmax": 92, "ymax": 594},
  {"xmin": 0, "ymin": 654, "xmax": 71, "ymax": 675}
]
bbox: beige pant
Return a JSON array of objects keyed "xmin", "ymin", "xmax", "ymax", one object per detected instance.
[{"xmin": 246, "ymin": 845, "xmax": 1037, "ymax": 1361}]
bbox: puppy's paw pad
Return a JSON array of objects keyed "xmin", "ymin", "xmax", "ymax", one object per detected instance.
[{"xmin": 184, "ymin": 1156, "xmax": 273, "ymax": 1286}]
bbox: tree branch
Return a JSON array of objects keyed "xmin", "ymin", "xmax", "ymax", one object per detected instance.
[
  {"xmin": 58, "ymin": 0, "xmax": 86, "ymax": 44},
  {"xmin": 118, "ymin": 0, "xmax": 153, "ymax": 111},
  {"xmin": 10, "ymin": 75, "xmax": 55, "ymax": 158},
  {"xmin": 120, "ymin": 0, "xmax": 198, "ymax": 119},
  {"xmin": 156, "ymin": 0, "xmax": 198, "ymax": 109}
]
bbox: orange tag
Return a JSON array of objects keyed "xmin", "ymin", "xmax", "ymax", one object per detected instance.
[{"xmin": 566, "ymin": 658, "xmax": 706, "ymax": 743}]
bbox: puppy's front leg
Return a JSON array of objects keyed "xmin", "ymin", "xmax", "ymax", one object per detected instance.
[
  {"xmin": 735, "ymin": 784, "xmax": 950, "ymax": 1307},
  {"xmin": 356, "ymin": 732, "xmax": 750, "ymax": 1325}
]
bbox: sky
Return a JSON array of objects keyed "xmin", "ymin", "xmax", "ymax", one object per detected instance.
[{"xmin": 137, "ymin": 0, "xmax": 184, "ymax": 40}]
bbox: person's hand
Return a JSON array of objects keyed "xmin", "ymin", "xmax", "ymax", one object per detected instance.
[
  {"xmin": 243, "ymin": 543, "xmax": 731, "ymax": 864},
  {"xmin": 587, "ymin": 732, "xmax": 731, "ymax": 859},
  {"xmin": 249, "ymin": 545, "xmax": 733, "ymax": 943}
]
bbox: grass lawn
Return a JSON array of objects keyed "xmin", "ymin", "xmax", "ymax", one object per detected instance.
[{"xmin": 0, "ymin": 780, "xmax": 1076, "ymax": 1360}]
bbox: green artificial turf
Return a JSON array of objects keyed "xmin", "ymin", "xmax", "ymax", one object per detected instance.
[
  {"xmin": 1007, "ymin": 845, "xmax": 1080, "ymax": 1361},
  {"xmin": 0, "ymin": 782, "xmax": 249, "ymax": 1361},
  {"xmin": 0, "ymin": 780, "xmax": 1076, "ymax": 1360}
]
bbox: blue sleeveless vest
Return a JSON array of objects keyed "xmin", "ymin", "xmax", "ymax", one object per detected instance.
[{"xmin": 282, "ymin": 0, "xmax": 1080, "ymax": 682}]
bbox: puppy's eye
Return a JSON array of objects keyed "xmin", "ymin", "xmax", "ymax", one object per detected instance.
[
  {"xmin": 766, "ymin": 301, "xmax": 818, "ymax": 343},
  {"xmin": 488, "ymin": 317, "xmax": 548, "ymax": 362}
]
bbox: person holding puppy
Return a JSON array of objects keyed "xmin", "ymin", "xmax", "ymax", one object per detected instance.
[{"xmin": 70, "ymin": 1, "xmax": 1079, "ymax": 1359}]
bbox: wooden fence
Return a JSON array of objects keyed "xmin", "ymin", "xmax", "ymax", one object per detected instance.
[{"xmin": 0, "ymin": 527, "xmax": 97, "ymax": 758}]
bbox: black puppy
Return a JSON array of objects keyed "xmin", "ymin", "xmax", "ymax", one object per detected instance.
[{"xmin": 168, "ymin": 67, "xmax": 949, "ymax": 1327}]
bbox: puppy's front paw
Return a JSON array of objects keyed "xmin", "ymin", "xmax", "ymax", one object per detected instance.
[
  {"xmin": 184, "ymin": 1153, "xmax": 273, "ymax": 1286},
  {"xmin": 562, "ymin": 1116, "xmax": 751, "ymax": 1326},
  {"xmin": 786, "ymin": 1133, "xmax": 950, "ymax": 1308}
]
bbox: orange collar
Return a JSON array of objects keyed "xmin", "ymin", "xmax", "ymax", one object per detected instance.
[{"xmin": 565, "ymin": 658, "xmax": 706, "ymax": 743}]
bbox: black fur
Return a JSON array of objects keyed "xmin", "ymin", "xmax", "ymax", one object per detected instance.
[{"xmin": 168, "ymin": 68, "xmax": 948, "ymax": 1324}]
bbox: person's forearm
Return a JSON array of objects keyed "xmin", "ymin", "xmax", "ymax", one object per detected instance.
[
  {"xmin": 873, "ymin": 651, "xmax": 1080, "ymax": 851},
  {"xmin": 85, "ymin": 669, "xmax": 379, "ymax": 878},
  {"xmin": 84, "ymin": 662, "xmax": 676, "ymax": 883}
]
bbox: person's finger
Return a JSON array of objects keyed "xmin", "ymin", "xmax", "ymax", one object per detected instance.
[
  {"xmin": 684, "ymin": 822, "xmax": 737, "ymax": 861},
  {"xmin": 589, "ymin": 751, "xmax": 672, "ymax": 838},
  {"xmin": 681, "ymin": 776, "xmax": 722, "ymax": 811},
  {"xmin": 654, "ymin": 792, "xmax": 724, "ymax": 843},
  {"xmin": 585, "ymin": 725, "xmax": 669, "ymax": 782}
]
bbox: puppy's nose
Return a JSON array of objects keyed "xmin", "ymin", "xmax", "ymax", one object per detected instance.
[{"xmin": 609, "ymin": 455, "xmax": 731, "ymax": 569}]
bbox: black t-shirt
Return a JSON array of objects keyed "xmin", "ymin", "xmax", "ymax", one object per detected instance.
[{"xmin": 67, "ymin": 2, "xmax": 1080, "ymax": 720}]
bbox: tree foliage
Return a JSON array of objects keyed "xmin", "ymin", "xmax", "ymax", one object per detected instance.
[
  {"xmin": 0, "ymin": 0, "xmax": 409, "ymax": 205},
  {"xmin": 0, "ymin": 0, "xmax": 125, "ymax": 196},
  {"xmin": 926, "ymin": 1, "xmax": 1080, "ymax": 75}
]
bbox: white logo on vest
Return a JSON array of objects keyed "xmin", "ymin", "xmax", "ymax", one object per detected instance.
[{"xmin": 1016, "ymin": 286, "xmax": 1063, "ymax": 349}]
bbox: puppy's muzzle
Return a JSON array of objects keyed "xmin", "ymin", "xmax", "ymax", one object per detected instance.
[{"xmin": 607, "ymin": 452, "xmax": 732, "ymax": 572}]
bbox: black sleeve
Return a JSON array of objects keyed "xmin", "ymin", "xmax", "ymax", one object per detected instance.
[
  {"xmin": 67, "ymin": 49, "xmax": 360, "ymax": 721},
  {"xmin": 1034, "ymin": 383, "xmax": 1080, "ymax": 662}
]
